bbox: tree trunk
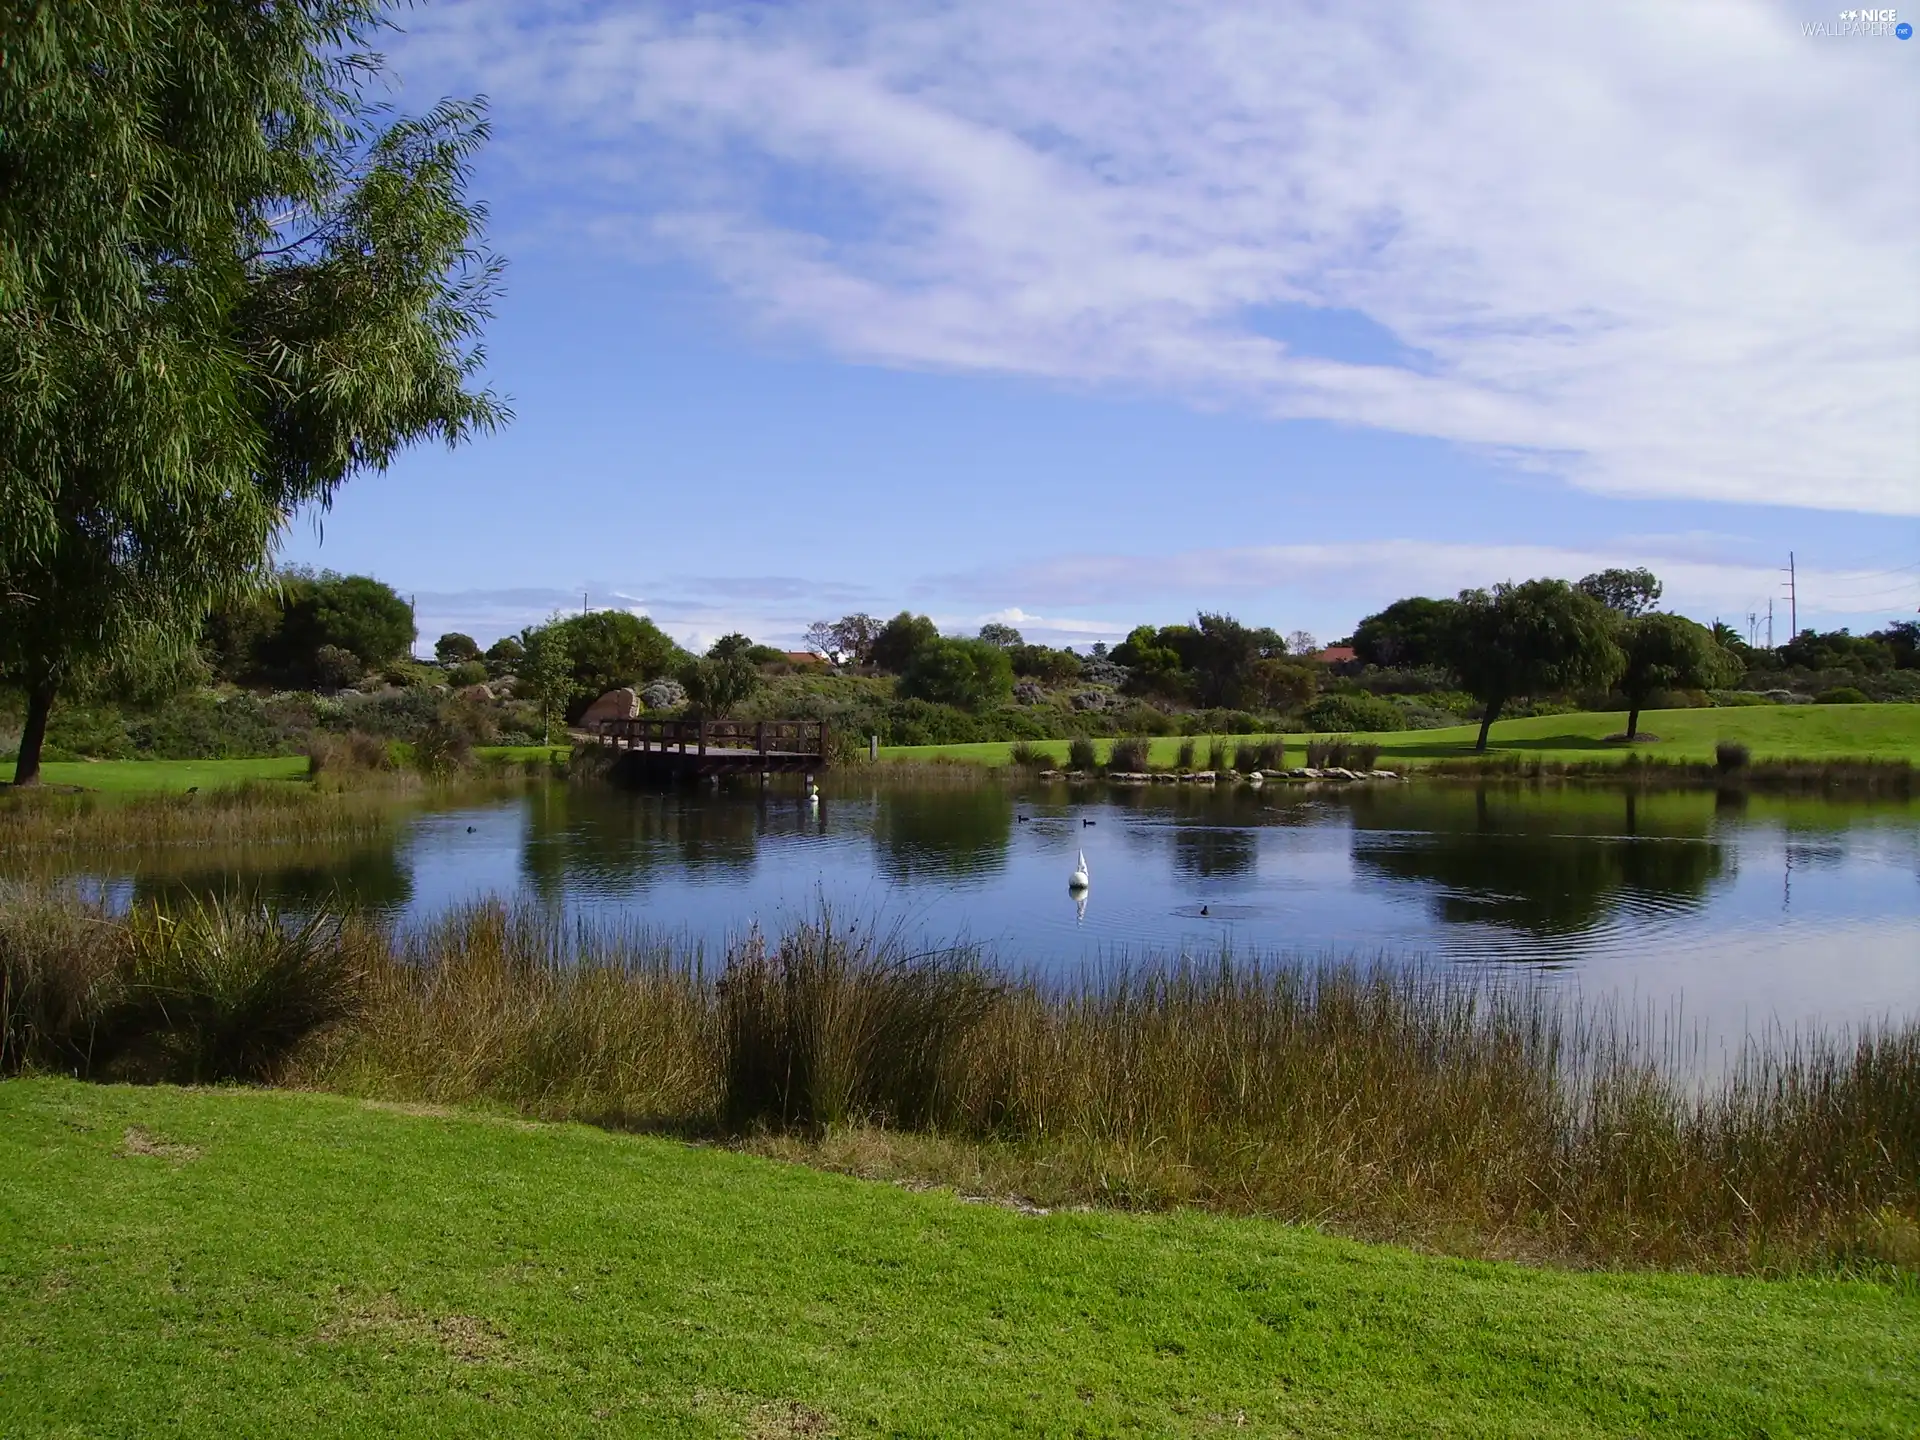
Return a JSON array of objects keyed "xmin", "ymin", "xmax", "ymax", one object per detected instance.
[
  {"xmin": 1475, "ymin": 698, "xmax": 1502, "ymax": 752},
  {"xmin": 1626, "ymin": 704, "xmax": 1641, "ymax": 740},
  {"xmin": 11, "ymin": 681, "xmax": 56, "ymax": 786}
]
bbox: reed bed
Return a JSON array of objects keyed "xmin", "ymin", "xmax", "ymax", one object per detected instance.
[
  {"xmin": 0, "ymin": 782, "xmax": 401, "ymax": 853},
  {"xmin": 4, "ymin": 889, "xmax": 1914, "ymax": 1274},
  {"xmin": 1425, "ymin": 754, "xmax": 1914, "ymax": 792}
]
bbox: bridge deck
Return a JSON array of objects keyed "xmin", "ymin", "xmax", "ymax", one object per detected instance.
[{"xmin": 593, "ymin": 718, "xmax": 828, "ymax": 782}]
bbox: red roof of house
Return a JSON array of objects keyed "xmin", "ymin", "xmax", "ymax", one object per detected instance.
[
  {"xmin": 783, "ymin": 650, "xmax": 825, "ymax": 665},
  {"xmin": 1315, "ymin": 646, "xmax": 1358, "ymax": 664}
]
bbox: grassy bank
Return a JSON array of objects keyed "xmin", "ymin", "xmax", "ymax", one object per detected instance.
[
  {"xmin": 0, "ymin": 755, "xmax": 311, "ymax": 792},
  {"xmin": 878, "ymin": 703, "xmax": 1920, "ymax": 770},
  {"xmin": 4, "ymin": 1079, "xmax": 1915, "ymax": 1438},
  {"xmin": 1, "ymin": 747, "xmax": 572, "ymax": 796},
  {"xmin": 7, "ymin": 893, "xmax": 1915, "ymax": 1276}
]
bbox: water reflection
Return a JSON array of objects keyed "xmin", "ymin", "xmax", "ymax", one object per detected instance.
[
  {"xmin": 1171, "ymin": 826, "xmax": 1260, "ymax": 879},
  {"xmin": 1347, "ymin": 786, "xmax": 1724, "ymax": 936},
  {"xmin": 871, "ymin": 786, "xmax": 1012, "ymax": 882},
  {"xmin": 518, "ymin": 786, "xmax": 765, "ymax": 898},
  {"xmin": 131, "ymin": 845, "xmax": 415, "ymax": 913},
  {"xmin": 5, "ymin": 779, "xmax": 1914, "ymax": 1034}
]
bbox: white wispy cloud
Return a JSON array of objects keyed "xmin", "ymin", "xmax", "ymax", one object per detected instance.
[
  {"xmin": 935, "ymin": 539, "xmax": 1920, "ymax": 632},
  {"xmin": 397, "ymin": 0, "xmax": 1918, "ymax": 515}
]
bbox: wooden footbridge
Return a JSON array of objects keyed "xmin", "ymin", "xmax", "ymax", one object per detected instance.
[{"xmin": 594, "ymin": 718, "xmax": 828, "ymax": 785}]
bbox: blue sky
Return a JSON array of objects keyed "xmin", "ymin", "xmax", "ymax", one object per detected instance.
[{"xmin": 280, "ymin": 1, "xmax": 1920, "ymax": 653}]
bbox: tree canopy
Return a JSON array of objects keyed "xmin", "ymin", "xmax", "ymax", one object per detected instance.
[
  {"xmin": 898, "ymin": 639, "xmax": 1015, "ymax": 712},
  {"xmin": 1444, "ymin": 581, "xmax": 1625, "ymax": 750},
  {"xmin": 803, "ymin": 613, "xmax": 881, "ymax": 668},
  {"xmin": 1, "ymin": 0, "xmax": 504, "ymax": 782},
  {"xmin": 201, "ymin": 569, "xmax": 412, "ymax": 686},
  {"xmin": 1577, "ymin": 568, "xmax": 1664, "ymax": 618},
  {"xmin": 435, "ymin": 633, "xmax": 481, "ymax": 664},
  {"xmin": 680, "ymin": 633, "xmax": 762, "ymax": 719},
  {"xmin": 1616, "ymin": 613, "xmax": 1739, "ymax": 739},
  {"xmin": 869, "ymin": 613, "xmax": 941, "ymax": 674},
  {"xmin": 1352, "ymin": 597, "xmax": 1459, "ymax": 668},
  {"xmin": 534, "ymin": 611, "xmax": 686, "ymax": 720}
]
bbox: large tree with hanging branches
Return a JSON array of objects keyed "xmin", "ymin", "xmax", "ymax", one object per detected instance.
[{"xmin": 1, "ymin": 0, "xmax": 506, "ymax": 783}]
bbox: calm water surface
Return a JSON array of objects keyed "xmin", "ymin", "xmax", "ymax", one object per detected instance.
[{"xmin": 29, "ymin": 778, "xmax": 1920, "ymax": 1040}]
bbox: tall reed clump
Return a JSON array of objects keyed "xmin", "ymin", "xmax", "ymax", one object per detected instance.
[
  {"xmin": 1106, "ymin": 737, "xmax": 1151, "ymax": 773},
  {"xmin": 312, "ymin": 902, "xmax": 717, "ymax": 1125},
  {"xmin": 306, "ymin": 731, "xmax": 398, "ymax": 777},
  {"xmin": 1066, "ymin": 737, "xmax": 1098, "ymax": 772},
  {"xmin": 1308, "ymin": 736, "xmax": 1374, "ymax": 769},
  {"xmin": 0, "ymin": 886, "xmax": 363, "ymax": 1083},
  {"xmin": 1175, "ymin": 739, "xmax": 1196, "ymax": 771},
  {"xmin": 1008, "ymin": 740, "xmax": 1049, "ymax": 770},
  {"xmin": 1235, "ymin": 739, "xmax": 1283, "ymax": 773},
  {"xmin": 718, "ymin": 919, "xmax": 1001, "ymax": 1132},
  {"xmin": 1205, "ymin": 736, "xmax": 1229, "ymax": 772}
]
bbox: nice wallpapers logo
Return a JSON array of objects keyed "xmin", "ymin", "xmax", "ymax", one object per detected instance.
[{"xmin": 1803, "ymin": 8, "xmax": 1914, "ymax": 37}]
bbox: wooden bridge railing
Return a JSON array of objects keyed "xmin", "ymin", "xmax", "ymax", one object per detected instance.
[{"xmin": 596, "ymin": 717, "xmax": 828, "ymax": 762}]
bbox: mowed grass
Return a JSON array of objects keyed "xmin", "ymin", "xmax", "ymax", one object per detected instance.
[
  {"xmin": 3, "ymin": 1081, "xmax": 1915, "ymax": 1439},
  {"xmin": 880, "ymin": 703, "xmax": 1920, "ymax": 769},
  {"xmin": 0, "ymin": 754, "xmax": 310, "ymax": 793},
  {"xmin": 0, "ymin": 748, "xmax": 569, "ymax": 795}
]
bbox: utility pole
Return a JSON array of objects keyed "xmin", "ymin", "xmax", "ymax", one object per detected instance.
[
  {"xmin": 1767, "ymin": 597, "xmax": 1774, "ymax": 650},
  {"xmin": 1787, "ymin": 552, "xmax": 1797, "ymax": 637},
  {"xmin": 583, "ymin": 590, "xmax": 589, "ymax": 616}
]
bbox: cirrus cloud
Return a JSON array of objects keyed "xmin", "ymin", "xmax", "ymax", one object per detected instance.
[{"xmin": 396, "ymin": 1, "xmax": 1918, "ymax": 514}]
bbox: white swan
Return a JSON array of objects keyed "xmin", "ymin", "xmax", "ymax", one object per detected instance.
[{"xmin": 1068, "ymin": 849, "xmax": 1090, "ymax": 890}]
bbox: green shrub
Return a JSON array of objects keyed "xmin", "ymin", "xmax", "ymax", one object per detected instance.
[
  {"xmin": 1008, "ymin": 740, "xmax": 1049, "ymax": 769},
  {"xmin": 127, "ymin": 694, "xmax": 298, "ymax": 760},
  {"xmin": 898, "ymin": 639, "xmax": 1015, "ymax": 711},
  {"xmin": 1067, "ymin": 737, "xmax": 1098, "ymax": 771},
  {"xmin": 1181, "ymin": 709, "xmax": 1261, "ymax": 735},
  {"xmin": 883, "ymin": 699, "xmax": 985, "ymax": 747},
  {"xmin": 1206, "ymin": 736, "xmax": 1230, "ymax": 771},
  {"xmin": 1816, "ymin": 686, "xmax": 1870, "ymax": 705},
  {"xmin": 1304, "ymin": 693, "xmax": 1406, "ymax": 732},
  {"xmin": 314, "ymin": 644, "xmax": 365, "ymax": 692},
  {"xmin": 1175, "ymin": 739, "xmax": 1196, "ymax": 771},
  {"xmin": 1715, "ymin": 741, "xmax": 1751, "ymax": 773},
  {"xmin": 447, "ymin": 660, "xmax": 490, "ymax": 688},
  {"xmin": 1107, "ymin": 737, "xmax": 1150, "ymax": 772},
  {"xmin": 1114, "ymin": 703, "xmax": 1177, "ymax": 736},
  {"xmin": 43, "ymin": 704, "xmax": 135, "ymax": 760}
]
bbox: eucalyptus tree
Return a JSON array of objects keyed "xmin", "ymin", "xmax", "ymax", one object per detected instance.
[
  {"xmin": 1445, "ymin": 581, "xmax": 1625, "ymax": 751},
  {"xmin": 1, "ymin": 0, "xmax": 504, "ymax": 782}
]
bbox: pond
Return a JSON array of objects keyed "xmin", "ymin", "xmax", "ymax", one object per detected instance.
[{"xmin": 21, "ymin": 777, "xmax": 1920, "ymax": 1043}]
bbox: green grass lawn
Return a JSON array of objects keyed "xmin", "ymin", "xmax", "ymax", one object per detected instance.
[
  {"xmin": 0, "ymin": 755, "xmax": 311, "ymax": 793},
  {"xmin": 881, "ymin": 703, "xmax": 1920, "ymax": 769},
  {"xmin": 0, "ymin": 748, "xmax": 569, "ymax": 794},
  {"xmin": 2, "ymin": 1081, "xmax": 1913, "ymax": 1438}
]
